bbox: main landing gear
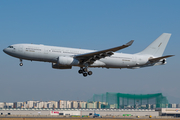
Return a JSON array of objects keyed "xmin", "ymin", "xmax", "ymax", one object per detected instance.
[
  {"xmin": 78, "ymin": 67, "xmax": 93, "ymax": 77},
  {"xmin": 19, "ymin": 59, "xmax": 23, "ymax": 66}
]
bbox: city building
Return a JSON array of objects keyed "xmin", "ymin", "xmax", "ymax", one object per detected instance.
[
  {"xmin": 169, "ymin": 103, "xmax": 177, "ymax": 108},
  {"xmin": 0, "ymin": 102, "xmax": 4, "ymax": 108},
  {"xmin": 177, "ymin": 104, "xmax": 180, "ymax": 108},
  {"xmin": 66, "ymin": 101, "xmax": 72, "ymax": 108},
  {"xmin": 58, "ymin": 100, "xmax": 67, "ymax": 108},
  {"xmin": 13, "ymin": 102, "xmax": 23, "ymax": 108},
  {"xmin": 4, "ymin": 102, "xmax": 13, "ymax": 108},
  {"xmin": 35, "ymin": 101, "xmax": 49, "ymax": 108},
  {"xmin": 79, "ymin": 101, "xmax": 87, "ymax": 108},
  {"xmin": 49, "ymin": 101, "xmax": 58, "ymax": 108},
  {"xmin": 71, "ymin": 101, "xmax": 78, "ymax": 108}
]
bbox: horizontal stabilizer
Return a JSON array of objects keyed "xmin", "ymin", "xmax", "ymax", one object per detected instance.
[{"xmin": 149, "ymin": 55, "xmax": 174, "ymax": 62}]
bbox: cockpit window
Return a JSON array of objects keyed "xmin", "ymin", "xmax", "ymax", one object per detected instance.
[{"xmin": 8, "ymin": 46, "xmax": 13, "ymax": 48}]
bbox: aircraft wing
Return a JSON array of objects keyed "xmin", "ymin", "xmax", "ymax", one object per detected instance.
[
  {"xmin": 75, "ymin": 40, "xmax": 134, "ymax": 64},
  {"xmin": 149, "ymin": 55, "xmax": 174, "ymax": 62}
]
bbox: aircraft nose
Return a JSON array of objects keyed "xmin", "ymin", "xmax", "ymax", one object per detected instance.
[
  {"xmin": 3, "ymin": 48, "xmax": 7, "ymax": 53},
  {"xmin": 3, "ymin": 48, "xmax": 9, "ymax": 54}
]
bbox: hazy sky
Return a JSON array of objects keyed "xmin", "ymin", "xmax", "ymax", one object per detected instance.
[{"xmin": 0, "ymin": 0, "xmax": 179, "ymax": 103}]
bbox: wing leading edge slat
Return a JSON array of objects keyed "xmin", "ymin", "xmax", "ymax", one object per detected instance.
[{"xmin": 75, "ymin": 40, "xmax": 134, "ymax": 59}]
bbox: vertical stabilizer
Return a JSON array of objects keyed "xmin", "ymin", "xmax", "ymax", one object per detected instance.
[{"xmin": 137, "ymin": 33, "xmax": 171, "ymax": 57}]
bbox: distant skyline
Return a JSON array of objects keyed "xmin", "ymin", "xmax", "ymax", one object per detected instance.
[{"xmin": 0, "ymin": 0, "xmax": 179, "ymax": 103}]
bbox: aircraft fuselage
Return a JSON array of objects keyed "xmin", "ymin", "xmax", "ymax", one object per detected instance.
[
  {"xmin": 3, "ymin": 33, "xmax": 173, "ymax": 77},
  {"xmin": 3, "ymin": 44, "xmax": 151, "ymax": 68}
]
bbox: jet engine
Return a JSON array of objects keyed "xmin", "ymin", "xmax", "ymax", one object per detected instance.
[
  {"xmin": 161, "ymin": 58, "xmax": 166, "ymax": 64},
  {"xmin": 57, "ymin": 56, "xmax": 79, "ymax": 66},
  {"xmin": 52, "ymin": 63, "xmax": 72, "ymax": 69}
]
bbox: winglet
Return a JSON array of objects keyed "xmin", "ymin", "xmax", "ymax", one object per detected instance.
[{"xmin": 125, "ymin": 40, "xmax": 134, "ymax": 46}]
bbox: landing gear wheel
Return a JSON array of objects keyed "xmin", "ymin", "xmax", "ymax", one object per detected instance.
[
  {"xmin": 88, "ymin": 71, "xmax": 93, "ymax": 75},
  {"xmin": 78, "ymin": 66, "xmax": 92, "ymax": 77},
  {"xmin": 83, "ymin": 73, "xmax": 88, "ymax": 77},
  {"xmin": 19, "ymin": 63, "xmax": 23, "ymax": 66},
  {"xmin": 78, "ymin": 70, "xmax": 83, "ymax": 74}
]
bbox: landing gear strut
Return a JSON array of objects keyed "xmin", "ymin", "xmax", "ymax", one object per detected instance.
[
  {"xmin": 78, "ymin": 67, "xmax": 93, "ymax": 77},
  {"xmin": 19, "ymin": 59, "xmax": 23, "ymax": 66}
]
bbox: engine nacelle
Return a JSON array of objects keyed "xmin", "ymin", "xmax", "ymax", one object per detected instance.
[
  {"xmin": 161, "ymin": 58, "xmax": 166, "ymax": 64},
  {"xmin": 52, "ymin": 63, "xmax": 72, "ymax": 69},
  {"xmin": 58, "ymin": 56, "xmax": 79, "ymax": 66}
]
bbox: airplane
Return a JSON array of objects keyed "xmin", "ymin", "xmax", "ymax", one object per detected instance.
[{"xmin": 3, "ymin": 33, "xmax": 174, "ymax": 77}]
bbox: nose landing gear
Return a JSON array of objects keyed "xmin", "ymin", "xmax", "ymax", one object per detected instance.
[
  {"xmin": 78, "ymin": 67, "xmax": 93, "ymax": 77},
  {"xmin": 19, "ymin": 59, "xmax": 23, "ymax": 66}
]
